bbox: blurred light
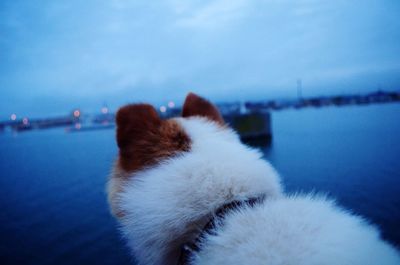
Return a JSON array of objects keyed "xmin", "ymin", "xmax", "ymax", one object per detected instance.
[
  {"xmin": 73, "ymin": 110, "xmax": 80, "ymax": 118},
  {"xmin": 75, "ymin": 123, "xmax": 81, "ymax": 130},
  {"xmin": 167, "ymin": 101, "xmax": 175, "ymax": 108},
  {"xmin": 22, "ymin": 118, "xmax": 29, "ymax": 125},
  {"xmin": 160, "ymin": 106, "xmax": 167, "ymax": 113},
  {"xmin": 10, "ymin": 114, "xmax": 17, "ymax": 120},
  {"xmin": 101, "ymin": 107, "xmax": 109, "ymax": 114}
]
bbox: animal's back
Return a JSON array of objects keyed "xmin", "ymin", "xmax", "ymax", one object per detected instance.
[{"xmin": 191, "ymin": 195, "xmax": 400, "ymax": 265}]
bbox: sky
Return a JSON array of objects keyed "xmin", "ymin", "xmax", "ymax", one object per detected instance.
[{"xmin": 0, "ymin": 0, "xmax": 400, "ymax": 118}]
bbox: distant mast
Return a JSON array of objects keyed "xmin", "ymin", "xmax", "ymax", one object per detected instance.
[{"xmin": 297, "ymin": 78, "xmax": 303, "ymax": 100}]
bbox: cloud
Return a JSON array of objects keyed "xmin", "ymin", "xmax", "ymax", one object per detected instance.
[
  {"xmin": 172, "ymin": 0, "xmax": 250, "ymax": 29},
  {"xmin": 0, "ymin": 0, "xmax": 399, "ymax": 117}
]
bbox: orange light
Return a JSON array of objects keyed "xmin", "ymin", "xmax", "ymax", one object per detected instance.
[
  {"xmin": 22, "ymin": 118, "xmax": 29, "ymax": 125},
  {"xmin": 10, "ymin": 114, "xmax": 17, "ymax": 120},
  {"xmin": 73, "ymin": 110, "xmax": 80, "ymax": 117},
  {"xmin": 167, "ymin": 101, "xmax": 175, "ymax": 108},
  {"xmin": 101, "ymin": 107, "xmax": 109, "ymax": 114},
  {"xmin": 160, "ymin": 106, "xmax": 167, "ymax": 113}
]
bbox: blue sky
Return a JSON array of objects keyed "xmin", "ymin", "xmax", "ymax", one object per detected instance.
[{"xmin": 1, "ymin": 0, "xmax": 400, "ymax": 118}]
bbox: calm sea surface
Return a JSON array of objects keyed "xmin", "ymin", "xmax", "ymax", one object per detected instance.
[{"xmin": 1, "ymin": 104, "xmax": 399, "ymax": 264}]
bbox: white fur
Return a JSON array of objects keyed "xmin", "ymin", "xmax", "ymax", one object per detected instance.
[
  {"xmin": 192, "ymin": 194, "xmax": 400, "ymax": 265},
  {"xmin": 109, "ymin": 117, "xmax": 400, "ymax": 265}
]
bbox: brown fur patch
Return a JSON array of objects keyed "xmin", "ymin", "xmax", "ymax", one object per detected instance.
[
  {"xmin": 182, "ymin": 92, "xmax": 225, "ymax": 125},
  {"xmin": 116, "ymin": 104, "xmax": 191, "ymax": 173}
]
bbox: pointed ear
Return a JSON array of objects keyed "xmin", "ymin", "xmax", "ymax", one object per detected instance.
[
  {"xmin": 115, "ymin": 104, "xmax": 162, "ymax": 171},
  {"xmin": 182, "ymin": 92, "xmax": 224, "ymax": 125},
  {"xmin": 116, "ymin": 104, "xmax": 161, "ymax": 150},
  {"xmin": 115, "ymin": 103, "xmax": 191, "ymax": 172}
]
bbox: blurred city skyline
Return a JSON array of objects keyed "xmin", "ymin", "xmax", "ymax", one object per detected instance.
[{"xmin": 1, "ymin": 0, "xmax": 400, "ymax": 118}]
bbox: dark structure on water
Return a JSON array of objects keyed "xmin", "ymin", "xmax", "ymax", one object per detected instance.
[{"xmin": 224, "ymin": 112, "xmax": 272, "ymax": 144}]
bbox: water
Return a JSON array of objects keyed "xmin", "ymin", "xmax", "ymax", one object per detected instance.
[{"xmin": 0, "ymin": 104, "xmax": 399, "ymax": 264}]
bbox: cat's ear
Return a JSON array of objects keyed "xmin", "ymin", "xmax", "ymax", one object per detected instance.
[{"xmin": 182, "ymin": 92, "xmax": 224, "ymax": 125}]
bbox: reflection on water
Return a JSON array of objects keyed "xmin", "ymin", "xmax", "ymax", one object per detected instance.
[
  {"xmin": 0, "ymin": 104, "xmax": 399, "ymax": 265},
  {"xmin": 267, "ymin": 104, "xmax": 400, "ymax": 247}
]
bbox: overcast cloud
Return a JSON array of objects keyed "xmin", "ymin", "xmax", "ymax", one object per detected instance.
[{"xmin": 0, "ymin": 0, "xmax": 399, "ymax": 117}]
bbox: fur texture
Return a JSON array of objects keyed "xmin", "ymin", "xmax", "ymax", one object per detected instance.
[{"xmin": 108, "ymin": 93, "xmax": 400, "ymax": 265}]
